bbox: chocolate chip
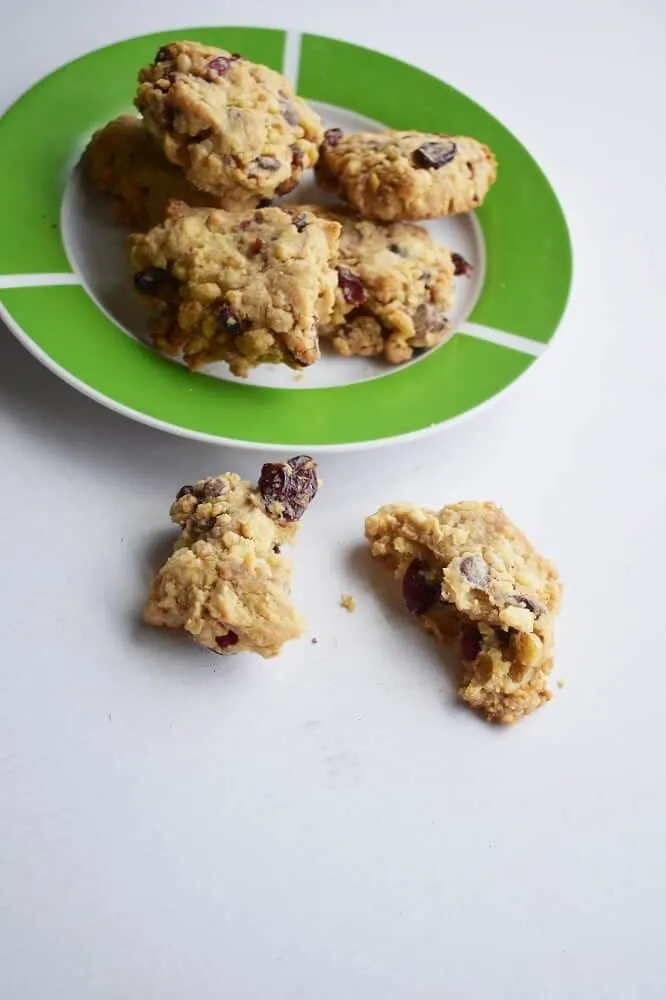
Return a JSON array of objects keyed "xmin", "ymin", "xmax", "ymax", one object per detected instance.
[
  {"xmin": 216, "ymin": 630, "xmax": 239, "ymax": 650},
  {"xmin": 324, "ymin": 128, "xmax": 343, "ymax": 147},
  {"xmin": 200, "ymin": 480, "xmax": 226, "ymax": 500},
  {"xmin": 459, "ymin": 623, "xmax": 481, "ymax": 661},
  {"xmin": 459, "ymin": 555, "xmax": 490, "ymax": 589},
  {"xmin": 291, "ymin": 146, "xmax": 304, "ymax": 168},
  {"xmin": 402, "ymin": 559, "xmax": 440, "ymax": 616},
  {"xmin": 176, "ymin": 485, "xmax": 195, "ymax": 499},
  {"xmin": 389, "ymin": 243, "xmax": 407, "ymax": 256},
  {"xmin": 217, "ymin": 304, "xmax": 242, "ymax": 335},
  {"xmin": 258, "ymin": 456, "xmax": 319, "ymax": 523},
  {"xmin": 253, "ymin": 156, "xmax": 281, "ymax": 171},
  {"xmin": 412, "ymin": 303, "xmax": 447, "ymax": 336},
  {"xmin": 505, "ymin": 594, "xmax": 546, "ymax": 617},
  {"xmin": 258, "ymin": 198, "xmax": 273, "ymax": 208},
  {"xmin": 281, "ymin": 102, "xmax": 300, "ymax": 126},
  {"xmin": 275, "ymin": 177, "xmax": 298, "ymax": 196},
  {"xmin": 272, "ymin": 543, "xmax": 281, "ymax": 554},
  {"xmin": 413, "ymin": 139, "xmax": 457, "ymax": 169},
  {"xmin": 133, "ymin": 267, "xmax": 173, "ymax": 294},
  {"xmin": 206, "ymin": 54, "xmax": 239, "ymax": 77},
  {"xmin": 195, "ymin": 517, "xmax": 216, "ymax": 534},
  {"xmin": 452, "ymin": 252, "xmax": 473, "ymax": 277},
  {"xmin": 337, "ymin": 267, "xmax": 367, "ymax": 306},
  {"xmin": 154, "ymin": 46, "xmax": 171, "ymax": 63},
  {"xmin": 292, "ymin": 213, "xmax": 308, "ymax": 233}
]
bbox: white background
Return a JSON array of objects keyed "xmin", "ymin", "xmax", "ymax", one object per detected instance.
[{"xmin": 2, "ymin": 1, "xmax": 665, "ymax": 997}]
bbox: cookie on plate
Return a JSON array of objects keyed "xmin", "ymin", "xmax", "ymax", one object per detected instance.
[
  {"xmin": 82, "ymin": 115, "xmax": 259, "ymax": 228},
  {"xmin": 296, "ymin": 205, "xmax": 455, "ymax": 364},
  {"xmin": 128, "ymin": 202, "xmax": 340, "ymax": 377},
  {"xmin": 144, "ymin": 458, "xmax": 319, "ymax": 656},
  {"xmin": 365, "ymin": 501, "xmax": 562, "ymax": 723},
  {"xmin": 136, "ymin": 40, "xmax": 323, "ymax": 201},
  {"xmin": 315, "ymin": 129, "xmax": 497, "ymax": 221}
]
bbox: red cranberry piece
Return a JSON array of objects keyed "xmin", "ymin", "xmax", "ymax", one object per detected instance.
[
  {"xmin": 176, "ymin": 484, "xmax": 195, "ymax": 499},
  {"xmin": 413, "ymin": 140, "xmax": 457, "ymax": 169},
  {"xmin": 452, "ymin": 252, "xmax": 473, "ymax": 277},
  {"xmin": 459, "ymin": 554, "xmax": 490, "ymax": 589},
  {"xmin": 460, "ymin": 624, "xmax": 481, "ymax": 661},
  {"xmin": 134, "ymin": 267, "xmax": 172, "ymax": 294},
  {"xmin": 258, "ymin": 456, "xmax": 319, "ymax": 523},
  {"xmin": 337, "ymin": 267, "xmax": 367, "ymax": 306},
  {"xmin": 324, "ymin": 128, "xmax": 343, "ymax": 147},
  {"xmin": 217, "ymin": 304, "xmax": 242, "ymax": 335},
  {"xmin": 207, "ymin": 54, "xmax": 239, "ymax": 77},
  {"xmin": 216, "ymin": 630, "xmax": 239, "ymax": 650},
  {"xmin": 402, "ymin": 559, "xmax": 440, "ymax": 616},
  {"xmin": 254, "ymin": 156, "xmax": 281, "ymax": 171}
]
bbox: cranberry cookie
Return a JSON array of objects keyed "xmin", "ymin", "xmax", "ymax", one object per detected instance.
[
  {"xmin": 144, "ymin": 458, "xmax": 319, "ymax": 656},
  {"xmin": 365, "ymin": 501, "xmax": 562, "ymax": 723},
  {"xmin": 128, "ymin": 202, "xmax": 340, "ymax": 376},
  {"xmin": 294, "ymin": 205, "xmax": 455, "ymax": 364},
  {"xmin": 316, "ymin": 129, "xmax": 497, "ymax": 222},
  {"xmin": 136, "ymin": 40, "xmax": 323, "ymax": 201}
]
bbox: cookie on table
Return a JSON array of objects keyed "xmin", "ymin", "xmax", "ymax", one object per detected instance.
[
  {"xmin": 295, "ymin": 205, "xmax": 455, "ymax": 364},
  {"xmin": 128, "ymin": 202, "xmax": 340, "ymax": 377},
  {"xmin": 315, "ymin": 129, "xmax": 497, "ymax": 221},
  {"xmin": 144, "ymin": 458, "xmax": 319, "ymax": 657},
  {"xmin": 365, "ymin": 501, "xmax": 562, "ymax": 723},
  {"xmin": 135, "ymin": 40, "xmax": 323, "ymax": 201},
  {"xmin": 82, "ymin": 115, "xmax": 258, "ymax": 229}
]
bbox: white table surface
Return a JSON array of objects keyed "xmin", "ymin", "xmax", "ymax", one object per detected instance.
[{"xmin": 2, "ymin": 2, "xmax": 665, "ymax": 997}]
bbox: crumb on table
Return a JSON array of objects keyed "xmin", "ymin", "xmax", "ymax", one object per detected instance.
[
  {"xmin": 340, "ymin": 593, "xmax": 357, "ymax": 612},
  {"xmin": 557, "ymin": 678, "xmax": 566, "ymax": 689}
]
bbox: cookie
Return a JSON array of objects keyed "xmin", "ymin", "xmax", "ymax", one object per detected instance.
[
  {"xmin": 128, "ymin": 203, "xmax": 340, "ymax": 377},
  {"xmin": 82, "ymin": 115, "xmax": 256, "ymax": 228},
  {"xmin": 144, "ymin": 457, "xmax": 319, "ymax": 656},
  {"xmin": 365, "ymin": 501, "xmax": 562, "ymax": 723},
  {"xmin": 315, "ymin": 129, "xmax": 497, "ymax": 221},
  {"xmin": 136, "ymin": 40, "xmax": 323, "ymax": 201},
  {"xmin": 292, "ymin": 205, "xmax": 455, "ymax": 364}
]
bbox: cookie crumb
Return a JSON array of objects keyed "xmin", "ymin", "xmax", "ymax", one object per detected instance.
[
  {"xmin": 557, "ymin": 678, "xmax": 566, "ymax": 689},
  {"xmin": 293, "ymin": 372, "xmax": 305, "ymax": 382},
  {"xmin": 340, "ymin": 593, "xmax": 357, "ymax": 612},
  {"xmin": 311, "ymin": 637, "xmax": 319, "ymax": 644}
]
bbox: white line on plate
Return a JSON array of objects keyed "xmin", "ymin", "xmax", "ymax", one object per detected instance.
[
  {"xmin": 282, "ymin": 30, "xmax": 302, "ymax": 90},
  {"xmin": 459, "ymin": 322, "xmax": 546, "ymax": 357},
  {"xmin": 0, "ymin": 274, "xmax": 81, "ymax": 289}
]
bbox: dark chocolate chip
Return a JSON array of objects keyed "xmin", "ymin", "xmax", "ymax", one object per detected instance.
[
  {"xmin": 412, "ymin": 302, "xmax": 447, "ymax": 336},
  {"xmin": 292, "ymin": 213, "xmax": 308, "ymax": 233},
  {"xmin": 281, "ymin": 102, "xmax": 300, "ymax": 126},
  {"xmin": 402, "ymin": 559, "xmax": 440, "ymax": 616},
  {"xmin": 176, "ymin": 485, "xmax": 195, "ymax": 499},
  {"xmin": 200, "ymin": 480, "xmax": 226, "ymax": 500},
  {"xmin": 133, "ymin": 267, "xmax": 173, "ymax": 295},
  {"xmin": 217, "ymin": 304, "xmax": 242, "ymax": 335},
  {"xmin": 459, "ymin": 554, "xmax": 490, "ymax": 589},
  {"xmin": 459, "ymin": 623, "xmax": 481, "ymax": 661},
  {"xmin": 505, "ymin": 594, "xmax": 546, "ymax": 617},
  {"xmin": 253, "ymin": 156, "xmax": 281, "ymax": 171},
  {"xmin": 154, "ymin": 46, "xmax": 171, "ymax": 63},
  {"xmin": 412, "ymin": 139, "xmax": 457, "ymax": 169}
]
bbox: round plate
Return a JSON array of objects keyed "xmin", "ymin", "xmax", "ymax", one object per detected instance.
[{"xmin": 0, "ymin": 27, "xmax": 572, "ymax": 450}]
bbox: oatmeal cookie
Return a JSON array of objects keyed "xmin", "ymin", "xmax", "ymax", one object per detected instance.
[
  {"xmin": 136, "ymin": 40, "xmax": 323, "ymax": 201},
  {"xmin": 128, "ymin": 202, "xmax": 340, "ymax": 376},
  {"xmin": 365, "ymin": 501, "xmax": 562, "ymax": 723},
  {"xmin": 82, "ymin": 115, "xmax": 256, "ymax": 228},
  {"xmin": 315, "ymin": 129, "xmax": 497, "ymax": 221},
  {"xmin": 144, "ymin": 457, "xmax": 319, "ymax": 656},
  {"xmin": 291, "ymin": 205, "xmax": 455, "ymax": 363}
]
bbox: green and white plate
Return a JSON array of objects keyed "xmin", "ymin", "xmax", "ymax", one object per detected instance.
[{"xmin": 0, "ymin": 28, "xmax": 571, "ymax": 450}]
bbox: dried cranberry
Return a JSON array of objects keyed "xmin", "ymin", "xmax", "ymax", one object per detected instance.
[
  {"xmin": 451, "ymin": 252, "xmax": 473, "ymax": 277},
  {"xmin": 217, "ymin": 305, "xmax": 242, "ymax": 335},
  {"xmin": 207, "ymin": 54, "xmax": 239, "ymax": 77},
  {"xmin": 337, "ymin": 267, "xmax": 367, "ymax": 306},
  {"xmin": 134, "ymin": 267, "xmax": 172, "ymax": 294},
  {"xmin": 216, "ymin": 630, "xmax": 239, "ymax": 650},
  {"xmin": 505, "ymin": 594, "xmax": 546, "ymax": 617},
  {"xmin": 176, "ymin": 484, "xmax": 195, "ymax": 499},
  {"xmin": 292, "ymin": 213, "xmax": 308, "ymax": 233},
  {"xmin": 275, "ymin": 177, "xmax": 298, "ymax": 196},
  {"xmin": 253, "ymin": 156, "xmax": 281, "ymax": 171},
  {"xmin": 459, "ymin": 624, "xmax": 481, "ymax": 661},
  {"xmin": 248, "ymin": 238, "xmax": 263, "ymax": 254},
  {"xmin": 238, "ymin": 218, "xmax": 253, "ymax": 230},
  {"xmin": 413, "ymin": 139, "xmax": 457, "ymax": 169},
  {"xmin": 258, "ymin": 456, "xmax": 319, "ymax": 523},
  {"xmin": 324, "ymin": 128, "xmax": 343, "ymax": 147},
  {"xmin": 402, "ymin": 559, "xmax": 440, "ymax": 616},
  {"xmin": 459, "ymin": 554, "xmax": 490, "ymax": 589}
]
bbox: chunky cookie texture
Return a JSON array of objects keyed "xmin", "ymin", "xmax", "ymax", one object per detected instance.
[
  {"xmin": 316, "ymin": 130, "xmax": 497, "ymax": 221},
  {"xmin": 292, "ymin": 205, "xmax": 455, "ymax": 363},
  {"xmin": 81, "ymin": 115, "xmax": 227, "ymax": 229},
  {"xmin": 365, "ymin": 501, "xmax": 562, "ymax": 723},
  {"xmin": 136, "ymin": 40, "xmax": 323, "ymax": 201},
  {"xmin": 144, "ymin": 458, "xmax": 319, "ymax": 656},
  {"xmin": 128, "ymin": 202, "xmax": 340, "ymax": 376}
]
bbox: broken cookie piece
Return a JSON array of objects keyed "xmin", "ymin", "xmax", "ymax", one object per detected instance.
[
  {"xmin": 144, "ymin": 458, "xmax": 320, "ymax": 656},
  {"xmin": 365, "ymin": 501, "xmax": 562, "ymax": 723}
]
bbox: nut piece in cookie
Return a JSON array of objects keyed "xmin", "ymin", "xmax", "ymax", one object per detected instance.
[
  {"xmin": 128, "ymin": 203, "xmax": 340, "ymax": 376},
  {"xmin": 290, "ymin": 205, "xmax": 455, "ymax": 364},
  {"xmin": 136, "ymin": 40, "xmax": 323, "ymax": 201},
  {"xmin": 144, "ymin": 458, "xmax": 320, "ymax": 656},
  {"xmin": 315, "ymin": 129, "xmax": 497, "ymax": 221},
  {"xmin": 365, "ymin": 501, "xmax": 562, "ymax": 723}
]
